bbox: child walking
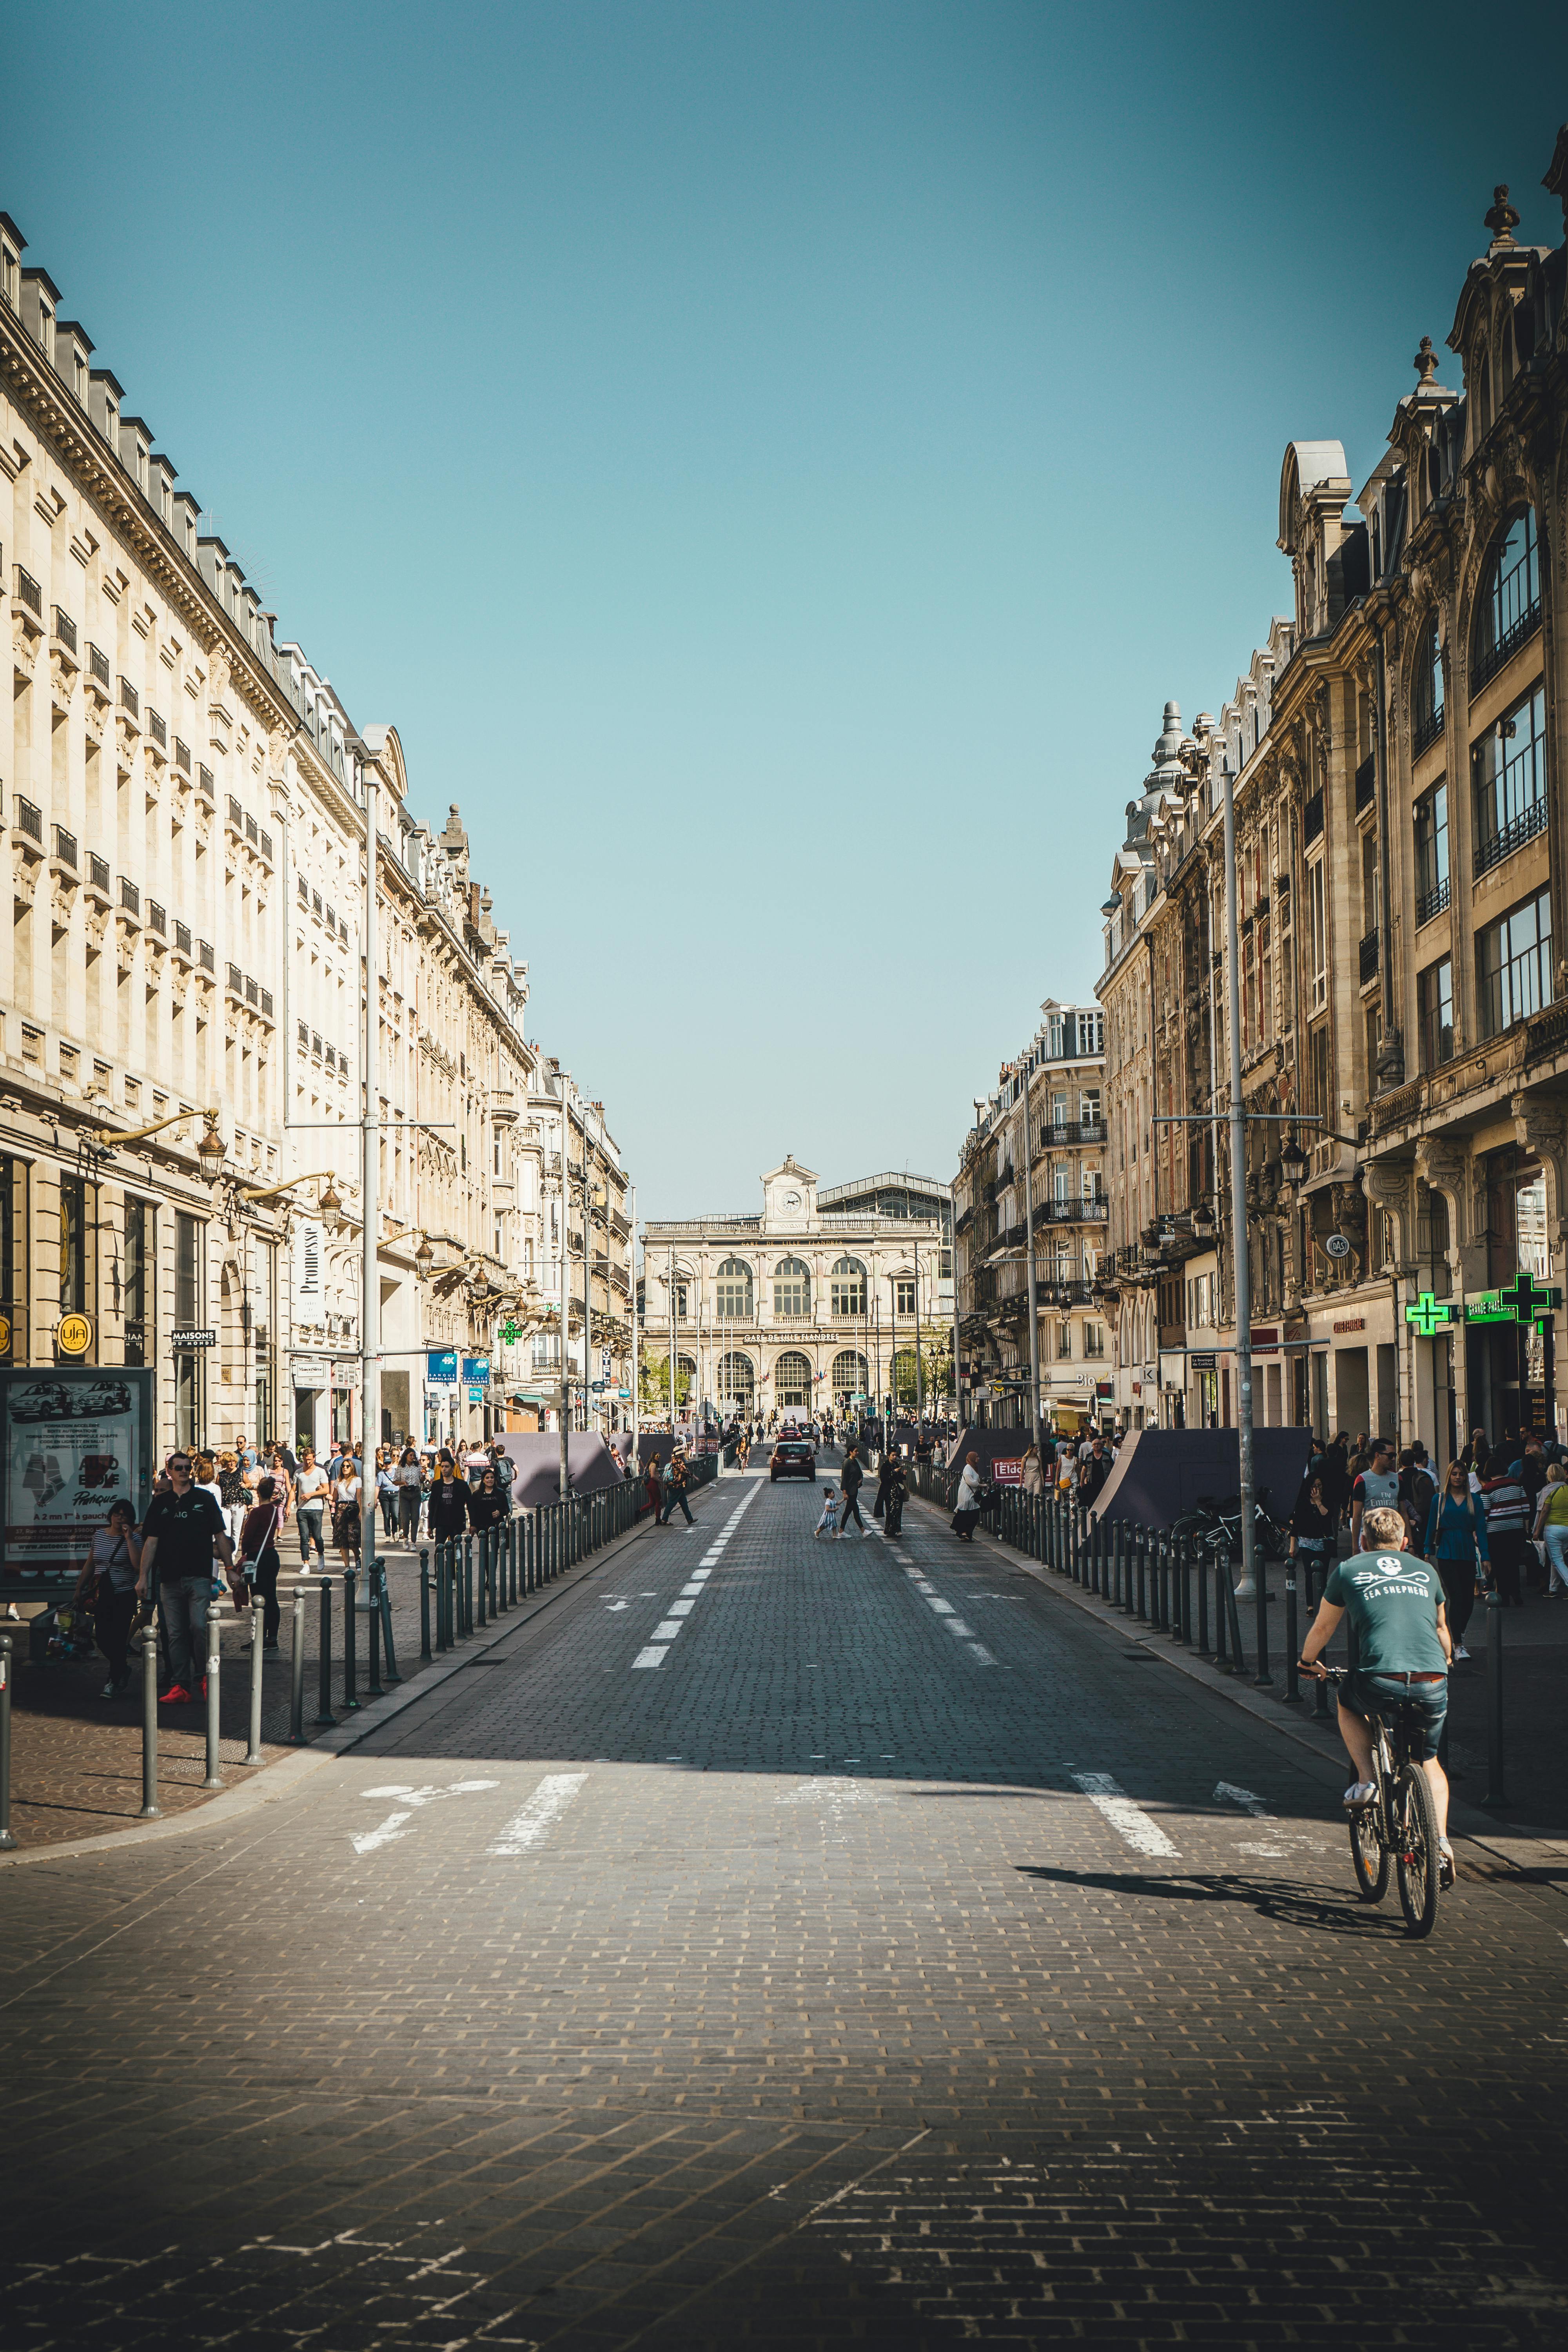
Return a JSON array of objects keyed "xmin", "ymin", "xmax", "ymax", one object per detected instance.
[{"xmin": 814, "ymin": 1485, "xmax": 840, "ymax": 1539}]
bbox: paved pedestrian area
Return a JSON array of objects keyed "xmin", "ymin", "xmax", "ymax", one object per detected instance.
[{"xmin": 4, "ymin": 1466, "xmax": 1567, "ymax": 2348}]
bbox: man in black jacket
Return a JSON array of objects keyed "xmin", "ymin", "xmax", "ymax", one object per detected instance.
[
  {"xmin": 426, "ymin": 1459, "xmax": 473, "ymax": 1546},
  {"xmin": 839, "ymin": 1446, "xmax": 868, "ymax": 1537}
]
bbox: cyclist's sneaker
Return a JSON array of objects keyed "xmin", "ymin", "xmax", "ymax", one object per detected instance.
[
  {"xmin": 1438, "ymin": 1840, "xmax": 1456, "ymax": 1889},
  {"xmin": 1342, "ymin": 1781, "xmax": 1377, "ymax": 1809}
]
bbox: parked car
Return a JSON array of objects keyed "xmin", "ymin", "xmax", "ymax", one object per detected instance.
[{"xmin": 770, "ymin": 1438, "xmax": 817, "ymax": 1482}]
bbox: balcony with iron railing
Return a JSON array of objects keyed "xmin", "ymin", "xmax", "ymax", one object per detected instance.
[
  {"xmin": 86, "ymin": 641, "xmax": 111, "ymax": 690},
  {"xmin": 119, "ymin": 678, "xmax": 139, "ymax": 720},
  {"xmin": 87, "ymin": 853, "xmax": 110, "ymax": 895},
  {"xmin": 147, "ymin": 708, "xmax": 167, "ymax": 751},
  {"xmin": 1475, "ymin": 793, "xmax": 1548, "ymax": 880},
  {"xmin": 1471, "ymin": 600, "xmax": 1542, "ymax": 697},
  {"xmin": 51, "ymin": 825, "xmax": 77, "ymax": 870},
  {"xmin": 12, "ymin": 565, "xmax": 42, "ymax": 620},
  {"xmin": 51, "ymin": 606, "xmax": 76, "ymax": 655},
  {"xmin": 197, "ymin": 764, "xmax": 215, "ymax": 802},
  {"xmin": 1415, "ymin": 875, "xmax": 1451, "ymax": 927},
  {"xmin": 118, "ymin": 878, "xmax": 140, "ymax": 920},
  {"xmin": 12, "ymin": 796, "xmax": 42, "ymax": 846},
  {"xmin": 1412, "ymin": 701, "xmax": 1445, "ymax": 759}
]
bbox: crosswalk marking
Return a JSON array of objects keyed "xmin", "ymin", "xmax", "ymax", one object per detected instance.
[
  {"xmin": 1070, "ymin": 1770, "xmax": 1180, "ymax": 1859},
  {"xmin": 486, "ymin": 1772, "xmax": 588, "ymax": 1856}
]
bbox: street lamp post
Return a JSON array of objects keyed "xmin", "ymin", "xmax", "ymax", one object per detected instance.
[
  {"xmin": 1222, "ymin": 759, "xmax": 1267, "ymax": 1682},
  {"xmin": 359, "ymin": 751, "xmax": 381, "ymax": 1608}
]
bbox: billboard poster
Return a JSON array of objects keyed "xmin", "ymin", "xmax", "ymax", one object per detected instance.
[
  {"xmin": 991, "ymin": 1457, "xmax": 1023, "ymax": 1486},
  {"xmin": 0, "ymin": 1368, "xmax": 155, "ymax": 1594}
]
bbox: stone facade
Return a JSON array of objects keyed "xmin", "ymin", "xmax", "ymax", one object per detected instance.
[
  {"xmin": 953, "ymin": 1003, "xmax": 1108, "ymax": 1430},
  {"xmin": 0, "ymin": 211, "xmax": 618, "ymax": 1458},
  {"xmin": 1095, "ymin": 141, "xmax": 1568, "ymax": 1458},
  {"xmin": 643, "ymin": 1157, "xmax": 953, "ymax": 1421}
]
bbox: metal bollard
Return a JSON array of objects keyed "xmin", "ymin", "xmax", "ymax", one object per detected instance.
[
  {"xmin": 0, "ymin": 1634, "xmax": 15, "ymax": 1849},
  {"xmin": 1483, "ymin": 1594, "xmax": 1508, "ymax": 1810},
  {"xmin": 379, "ymin": 1563, "xmax": 401, "ymax": 1686},
  {"xmin": 342, "ymin": 1566, "xmax": 360, "ymax": 1710},
  {"xmin": 1196, "ymin": 1537, "xmax": 1210, "ymax": 1654},
  {"xmin": 245, "ymin": 1608, "xmax": 265, "ymax": 1764},
  {"xmin": 1225, "ymin": 1566, "xmax": 1247, "ymax": 1677},
  {"xmin": 316, "ymin": 1576, "xmax": 336, "ymax": 1726},
  {"xmin": 203, "ymin": 1613, "xmax": 224, "ymax": 1789},
  {"xmin": 1283, "ymin": 1557, "xmax": 1301, "ymax": 1703},
  {"xmin": 367, "ymin": 1564, "xmax": 385, "ymax": 1699},
  {"xmin": 139, "ymin": 1584, "xmax": 162, "ymax": 1818},
  {"xmin": 1214, "ymin": 1555, "xmax": 1231, "ymax": 1669},
  {"xmin": 1135, "ymin": 1528, "xmax": 1147, "ymax": 1621},
  {"xmin": 420, "ymin": 1547, "xmax": 433, "ymax": 1661},
  {"xmin": 476, "ymin": 1528, "xmax": 488, "ymax": 1629},
  {"xmin": 289, "ymin": 1586, "xmax": 307, "ymax": 1744},
  {"xmin": 462, "ymin": 1532, "xmax": 474, "ymax": 1630}
]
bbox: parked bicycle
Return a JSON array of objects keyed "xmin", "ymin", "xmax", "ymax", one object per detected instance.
[
  {"xmin": 1316, "ymin": 1664, "xmax": 1442, "ymax": 1937},
  {"xmin": 1170, "ymin": 1489, "xmax": 1288, "ymax": 1565}
]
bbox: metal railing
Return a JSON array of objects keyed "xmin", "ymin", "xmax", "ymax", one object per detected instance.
[
  {"xmin": 13, "ymin": 565, "xmax": 41, "ymax": 617},
  {"xmin": 1471, "ymin": 600, "xmax": 1541, "ymax": 697},
  {"xmin": 12, "ymin": 797, "xmax": 41, "ymax": 843},
  {"xmin": 421, "ymin": 1478, "xmax": 647, "ymax": 1657},
  {"xmin": 88, "ymin": 852, "xmax": 110, "ymax": 892},
  {"xmin": 1415, "ymin": 875, "xmax": 1450, "ymax": 927},
  {"xmin": 87, "ymin": 641, "xmax": 111, "ymax": 687},
  {"xmin": 52, "ymin": 826, "xmax": 76, "ymax": 868},
  {"xmin": 52, "ymin": 606, "xmax": 76, "ymax": 653},
  {"xmin": 1474, "ymin": 793, "xmax": 1547, "ymax": 880}
]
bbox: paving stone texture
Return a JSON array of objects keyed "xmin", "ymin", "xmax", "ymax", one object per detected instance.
[{"xmin": 3, "ymin": 1465, "xmax": 1567, "ymax": 2350}]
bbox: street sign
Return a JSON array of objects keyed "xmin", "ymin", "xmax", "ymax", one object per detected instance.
[
  {"xmin": 617, "ymin": 1387, "xmax": 631, "ymax": 1399},
  {"xmin": 466, "ymin": 1383, "xmax": 485, "ymax": 1402},
  {"xmin": 427, "ymin": 1350, "xmax": 458, "ymax": 1382},
  {"xmin": 170, "ymin": 1326, "xmax": 215, "ymax": 1350},
  {"xmin": 591, "ymin": 1380, "xmax": 606, "ymax": 1392},
  {"xmin": 462, "ymin": 1355, "xmax": 490, "ymax": 1383}
]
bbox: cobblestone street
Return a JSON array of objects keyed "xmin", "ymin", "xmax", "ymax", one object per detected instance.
[{"xmin": 5, "ymin": 1465, "xmax": 1568, "ymax": 2350}]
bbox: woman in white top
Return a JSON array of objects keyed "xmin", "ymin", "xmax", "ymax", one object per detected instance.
[
  {"xmin": 952, "ymin": 1451, "xmax": 984, "ymax": 1542},
  {"xmin": 393, "ymin": 1445, "xmax": 423, "ymax": 1544}
]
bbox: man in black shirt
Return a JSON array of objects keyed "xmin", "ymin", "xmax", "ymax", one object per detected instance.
[
  {"xmin": 135, "ymin": 1450, "xmax": 234, "ymax": 1705},
  {"xmin": 426, "ymin": 1459, "xmax": 473, "ymax": 1545},
  {"xmin": 839, "ymin": 1446, "xmax": 868, "ymax": 1536},
  {"xmin": 1079, "ymin": 1437, "xmax": 1112, "ymax": 1508}
]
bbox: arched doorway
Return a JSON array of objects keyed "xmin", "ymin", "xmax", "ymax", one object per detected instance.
[
  {"xmin": 774, "ymin": 1350, "xmax": 812, "ymax": 1410},
  {"xmin": 718, "ymin": 1350, "xmax": 755, "ymax": 1412},
  {"xmin": 831, "ymin": 1349, "xmax": 868, "ymax": 1405}
]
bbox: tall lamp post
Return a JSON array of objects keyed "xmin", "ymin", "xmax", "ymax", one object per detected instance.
[{"xmin": 1221, "ymin": 757, "xmax": 1266, "ymax": 1681}]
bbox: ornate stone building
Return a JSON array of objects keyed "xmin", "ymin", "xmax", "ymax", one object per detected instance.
[
  {"xmin": 0, "ymin": 209, "xmax": 617, "ymax": 1459},
  {"xmin": 643, "ymin": 1157, "xmax": 953, "ymax": 1421},
  {"xmin": 952, "ymin": 1003, "xmax": 1107, "ymax": 1430},
  {"xmin": 1096, "ymin": 138, "xmax": 1568, "ymax": 1457}
]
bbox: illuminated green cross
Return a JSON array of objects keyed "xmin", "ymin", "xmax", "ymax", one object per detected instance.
[
  {"xmin": 499, "ymin": 1318, "xmax": 522, "ymax": 1345},
  {"xmin": 1405, "ymin": 1291, "xmax": 1454, "ymax": 1338},
  {"xmin": 1499, "ymin": 1270, "xmax": 1563, "ymax": 1327}
]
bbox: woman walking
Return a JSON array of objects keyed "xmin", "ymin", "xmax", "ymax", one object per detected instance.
[
  {"xmin": 1423, "ymin": 1459, "xmax": 1488, "ymax": 1662},
  {"xmin": 78, "ymin": 1498, "xmax": 142, "ymax": 1698},
  {"xmin": 952, "ymin": 1451, "xmax": 984, "ymax": 1542},
  {"xmin": 1289, "ymin": 1469, "xmax": 1336, "ymax": 1610},
  {"xmin": 375, "ymin": 1446, "xmax": 397, "ymax": 1541},
  {"xmin": 238, "ymin": 1475, "xmax": 286, "ymax": 1650},
  {"xmin": 394, "ymin": 1444, "xmax": 423, "ymax": 1543},
  {"xmin": 1535, "ymin": 1463, "xmax": 1568, "ymax": 1597},
  {"xmin": 333, "ymin": 1454, "xmax": 364, "ymax": 1570}
]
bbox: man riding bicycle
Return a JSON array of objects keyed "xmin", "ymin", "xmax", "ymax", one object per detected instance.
[{"xmin": 1298, "ymin": 1503, "xmax": 1455, "ymax": 1888}]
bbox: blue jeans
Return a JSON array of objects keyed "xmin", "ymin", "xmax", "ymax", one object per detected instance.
[
  {"xmin": 1545, "ymin": 1524, "xmax": 1568, "ymax": 1592},
  {"xmin": 158, "ymin": 1574, "xmax": 212, "ymax": 1690}
]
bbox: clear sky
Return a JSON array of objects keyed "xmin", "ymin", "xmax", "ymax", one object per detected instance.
[{"xmin": 9, "ymin": 3, "xmax": 1566, "ymax": 1217}]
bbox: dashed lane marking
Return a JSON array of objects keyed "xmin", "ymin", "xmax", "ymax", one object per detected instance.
[
  {"xmin": 630, "ymin": 1477, "xmax": 763, "ymax": 1668},
  {"xmin": 486, "ymin": 1771, "xmax": 588, "ymax": 1856},
  {"xmin": 1069, "ymin": 1769, "xmax": 1180, "ymax": 1859}
]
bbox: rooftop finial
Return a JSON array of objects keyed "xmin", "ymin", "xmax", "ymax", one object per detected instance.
[
  {"xmin": 1485, "ymin": 183, "xmax": 1519, "ymax": 247},
  {"xmin": 1414, "ymin": 335, "xmax": 1438, "ymax": 387}
]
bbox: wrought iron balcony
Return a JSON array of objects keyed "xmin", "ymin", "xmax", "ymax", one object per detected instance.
[
  {"xmin": 13, "ymin": 565, "xmax": 41, "ymax": 617},
  {"xmin": 1412, "ymin": 702, "xmax": 1445, "ymax": 758},
  {"xmin": 1474, "ymin": 794, "xmax": 1547, "ymax": 879},
  {"xmin": 1471, "ymin": 600, "xmax": 1541, "ymax": 697},
  {"xmin": 1415, "ymin": 875, "xmax": 1450, "ymax": 927},
  {"xmin": 51, "ymin": 606, "xmax": 76, "ymax": 653}
]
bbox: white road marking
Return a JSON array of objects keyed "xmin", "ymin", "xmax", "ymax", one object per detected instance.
[
  {"xmin": 487, "ymin": 1771, "xmax": 588, "ymax": 1855},
  {"xmin": 668, "ymin": 1599, "xmax": 695, "ymax": 1617},
  {"xmin": 1070, "ymin": 1771, "xmax": 1180, "ymax": 1859},
  {"xmin": 944, "ymin": 1619, "xmax": 975, "ymax": 1638},
  {"xmin": 352, "ymin": 1779, "xmax": 500, "ymax": 1856},
  {"xmin": 604, "ymin": 1599, "xmax": 629, "ymax": 1612},
  {"xmin": 628, "ymin": 1478, "xmax": 761, "ymax": 1672},
  {"xmin": 653, "ymin": 1619, "xmax": 682, "ymax": 1640},
  {"xmin": 1214, "ymin": 1779, "xmax": 1317, "ymax": 1855},
  {"xmin": 967, "ymin": 1643, "xmax": 995, "ymax": 1665},
  {"xmin": 632, "ymin": 1645, "xmax": 668, "ymax": 1669},
  {"xmin": 929, "ymin": 1599, "xmax": 955, "ymax": 1615},
  {"xmin": 1214, "ymin": 1780, "xmax": 1269, "ymax": 1815}
]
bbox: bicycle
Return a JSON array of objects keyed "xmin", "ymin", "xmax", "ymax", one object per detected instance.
[{"xmin": 1313, "ymin": 1664, "xmax": 1443, "ymax": 1938}]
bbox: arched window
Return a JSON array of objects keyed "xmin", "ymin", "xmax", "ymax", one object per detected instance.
[
  {"xmin": 773, "ymin": 1258, "xmax": 811, "ymax": 1319},
  {"xmin": 829, "ymin": 1256, "xmax": 866, "ymax": 1316},
  {"xmin": 1411, "ymin": 613, "xmax": 1445, "ymax": 755},
  {"xmin": 1473, "ymin": 508, "xmax": 1540, "ymax": 688},
  {"xmin": 831, "ymin": 1348, "xmax": 868, "ymax": 1402},
  {"xmin": 773, "ymin": 1350, "xmax": 812, "ymax": 1407},
  {"xmin": 714, "ymin": 1257, "xmax": 753, "ymax": 1319},
  {"xmin": 718, "ymin": 1350, "xmax": 755, "ymax": 1407}
]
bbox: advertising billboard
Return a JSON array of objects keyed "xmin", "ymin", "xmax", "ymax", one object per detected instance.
[{"xmin": 0, "ymin": 1367, "xmax": 155, "ymax": 1597}]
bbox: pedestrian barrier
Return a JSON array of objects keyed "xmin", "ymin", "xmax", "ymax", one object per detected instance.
[{"xmin": 203, "ymin": 1616, "xmax": 224, "ymax": 1790}]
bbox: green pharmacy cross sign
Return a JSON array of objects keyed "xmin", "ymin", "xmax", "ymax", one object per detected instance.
[
  {"xmin": 1405, "ymin": 1291, "xmax": 1454, "ymax": 1338},
  {"xmin": 1466, "ymin": 1271, "xmax": 1564, "ymax": 1329},
  {"xmin": 499, "ymin": 1318, "xmax": 523, "ymax": 1345}
]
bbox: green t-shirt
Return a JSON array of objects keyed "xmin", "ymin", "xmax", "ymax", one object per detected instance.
[{"xmin": 1324, "ymin": 1548, "xmax": 1448, "ymax": 1677}]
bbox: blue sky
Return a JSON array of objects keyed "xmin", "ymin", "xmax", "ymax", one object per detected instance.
[{"xmin": 10, "ymin": 2, "xmax": 1566, "ymax": 1216}]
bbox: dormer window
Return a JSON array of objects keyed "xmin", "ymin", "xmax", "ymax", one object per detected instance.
[
  {"xmin": 38, "ymin": 304, "xmax": 54, "ymax": 358},
  {"xmin": 0, "ymin": 245, "xmax": 15, "ymax": 308}
]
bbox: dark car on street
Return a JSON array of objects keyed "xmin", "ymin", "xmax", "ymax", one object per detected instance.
[{"xmin": 770, "ymin": 1437, "xmax": 816, "ymax": 1482}]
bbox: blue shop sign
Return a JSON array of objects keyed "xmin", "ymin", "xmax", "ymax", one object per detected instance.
[
  {"xmin": 462, "ymin": 1355, "xmax": 490, "ymax": 1383},
  {"xmin": 426, "ymin": 1350, "xmax": 458, "ymax": 1383}
]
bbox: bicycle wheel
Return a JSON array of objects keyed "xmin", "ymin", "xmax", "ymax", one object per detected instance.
[
  {"xmin": 1348, "ymin": 1792, "xmax": 1388, "ymax": 1901},
  {"xmin": 1395, "ymin": 1763, "xmax": 1439, "ymax": 1938}
]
